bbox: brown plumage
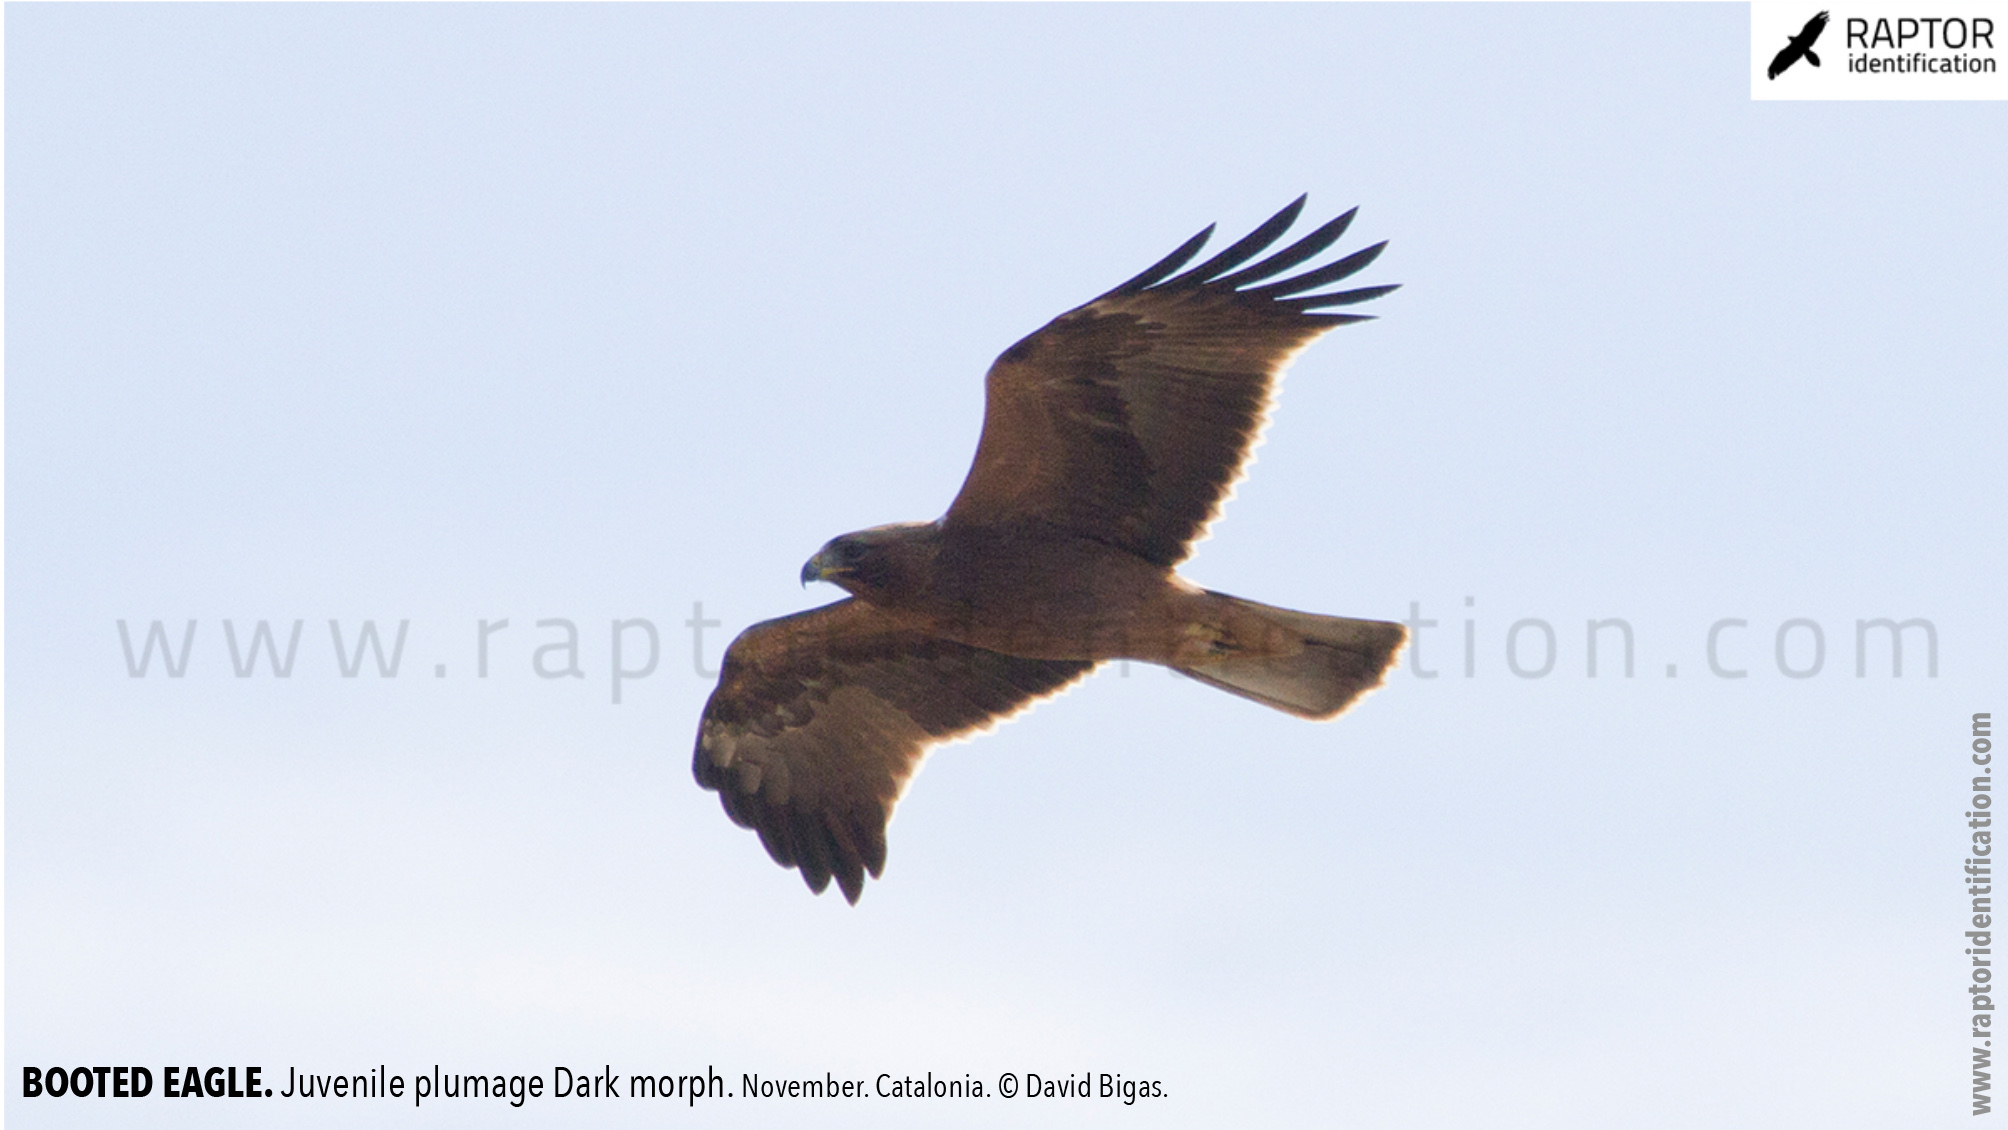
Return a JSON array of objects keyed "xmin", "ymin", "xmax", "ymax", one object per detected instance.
[{"xmin": 693, "ymin": 197, "xmax": 1407, "ymax": 902}]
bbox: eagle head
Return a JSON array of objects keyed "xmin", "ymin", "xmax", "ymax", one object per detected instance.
[{"xmin": 801, "ymin": 521, "xmax": 939, "ymax": 599}]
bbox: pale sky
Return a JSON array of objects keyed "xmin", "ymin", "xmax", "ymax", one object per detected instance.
[{"xmin": 8, "ymin": 5, "xmax": 2005, "ymax": 1127}]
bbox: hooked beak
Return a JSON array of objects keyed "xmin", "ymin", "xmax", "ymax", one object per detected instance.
[{"xmin": 800, "ymin": 550, "xmax": 834, "ymax": 587}]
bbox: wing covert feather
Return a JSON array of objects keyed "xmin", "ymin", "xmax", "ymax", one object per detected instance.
[
  {"xmin": 943, "ymin": 198, "xmax": 1395, "ymax": 567},
  {"xmin": 693, "ymin": 599, "xmax": 1094, "ymax": 903}
]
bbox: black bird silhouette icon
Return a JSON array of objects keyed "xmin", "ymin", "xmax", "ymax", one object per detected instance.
[{"xmin": 1768, "ymin": 11, "xmax": 1831, "ymax": 80}]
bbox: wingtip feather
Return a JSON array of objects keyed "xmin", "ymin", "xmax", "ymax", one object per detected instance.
[
  {"xmin": 1159, "ymin": 196, "xmax": 1309, "ymax": 290},
  {"xmin": 1107, "ymin": 223, "xmax": 1215, "ymax": 297},
  {"xmin": 1210, "ymin": 206, "xmax": 1359, "ymax": 291}
]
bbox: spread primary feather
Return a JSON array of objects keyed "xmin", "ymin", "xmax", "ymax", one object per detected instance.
[{"xmin": 693, "ymin": 197, "xmax": 1407, "ymax": 903}]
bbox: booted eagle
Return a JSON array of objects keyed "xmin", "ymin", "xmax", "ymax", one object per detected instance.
[{"xmin": 693, "ymin": 197, "xmax": 1407, "ymax": 902}]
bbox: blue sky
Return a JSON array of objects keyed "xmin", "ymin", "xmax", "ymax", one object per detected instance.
[{"xmin": 8, "ymin": 5, "xmax": 2005, "ymax": 1127}]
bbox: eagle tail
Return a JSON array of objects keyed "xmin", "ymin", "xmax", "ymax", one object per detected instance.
[
  {"xmin": 1175, "ymin": 598, "xmax": 1406, "ymax": 720},
  {"xmin": 1807, "ymin": 49, "xmax": 1821, "ymax": 67}
]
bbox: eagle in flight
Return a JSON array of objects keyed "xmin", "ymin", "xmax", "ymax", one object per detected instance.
[
  {"xmin": 1768, "ymin": 10, "xmax": 1830, "ymax": 80},
  {"xmin": 693, "ymin": 197, "xmax": 1408, "ymax": 902}
]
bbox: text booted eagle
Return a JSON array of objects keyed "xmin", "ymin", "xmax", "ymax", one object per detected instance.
[{"xmin": 694, "ymin": 197, "xmax": 1407, "ymax": 902}]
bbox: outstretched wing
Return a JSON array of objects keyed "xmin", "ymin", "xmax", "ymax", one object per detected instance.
[
  {"xmin": 693, "ymin": 598, "xmax": 1094, "ymax": 903},
  {"xmin": 943, "ymin": 196, "xmax": 1395, "ymax": 568}
]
